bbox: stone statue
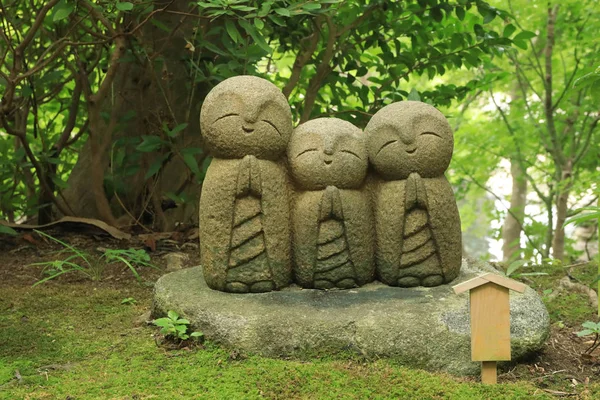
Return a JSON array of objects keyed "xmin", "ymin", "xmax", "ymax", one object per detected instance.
[
  {"xmin": 199, "ymin": 76, "xmax": 293, "ymax": 293},
  {"xmin": 288, "ymin": 118, "xmax": 374, "ymax": 289},
  {"xmin": 365, "ymin": 101, "xmax": 462, "ymax": 287}
]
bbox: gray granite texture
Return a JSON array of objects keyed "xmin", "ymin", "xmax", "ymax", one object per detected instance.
[
  {"xmin": 199, "ymin": 76, "xmax": 293, "ymax": 293},
  {"xmin": 288, "ymin": 118, "xmax": 374, "ymax": 289},
  {"xmin": 365, "ymin": 101, "xmax": 462, "ymax": 288}
]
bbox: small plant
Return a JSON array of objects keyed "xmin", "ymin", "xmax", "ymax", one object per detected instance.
[
  {"xmin": 506, "ymin": 259, "xmax": 549, "ymax": 278},
  {"xmin": 121, "ymin": 297, "xmax": 137, "ymax": 305},
  {"xmin": 101, "ymin": 248, "xmax": 159, "ymax": 282},
  {"xmin": 153, "ymin": 310, "xmax": 203, "ymax": 342},
  {"xmin": 576, "ymin": 321, "xmax": 600, "ymax": 354},
  {"xmin": 30, "ymin": 230, "xmax": 104, "ymax": 285},
  {"xmin": 29, "ymin": 230, "xmax": 159, "ymax": 285}
]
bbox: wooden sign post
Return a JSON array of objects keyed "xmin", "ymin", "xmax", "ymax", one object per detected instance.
[{"xmin": 453, "ymin": 273, "xmax": 526, "ymax": 384}]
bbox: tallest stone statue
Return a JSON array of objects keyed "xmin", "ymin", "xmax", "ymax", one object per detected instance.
[{"xmin": 199, "ymin": 76, "xmax": 293, "ymax": 293}]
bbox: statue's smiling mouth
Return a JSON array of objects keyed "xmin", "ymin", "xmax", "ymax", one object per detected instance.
[
  {"xmin": 242, "ymin": 126, "xmax": 254, "ymax": 133},
  {"xmin": 406, "ymin": 147, "xmax": 416, "ymax": 154},
  {"xmin": 324, "ymin": 158, "xmax": 333, "ymax": 165}
]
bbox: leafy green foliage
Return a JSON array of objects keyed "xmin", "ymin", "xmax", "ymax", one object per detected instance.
[{"xmin": 153, "ymin": 310, "xmax": 204, "ymax": 341}]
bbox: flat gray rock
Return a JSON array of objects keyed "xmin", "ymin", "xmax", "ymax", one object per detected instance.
[{"xmin": 152, "ymin": 258, "xmax": 549, "ymax": 375}]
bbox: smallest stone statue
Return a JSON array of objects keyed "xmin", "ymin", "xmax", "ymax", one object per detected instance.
[{"xmin": 288, "ymin": 118, "xmax": 375, "ymax": 289}]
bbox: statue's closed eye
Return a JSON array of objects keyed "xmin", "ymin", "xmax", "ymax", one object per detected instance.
[
  {"xmin": 214, "ymin": 113, "xmax": 239, "ymax": 123},
  {"xmin": 376, "ymin": 139, "xmax": 398, "ymax": 156},
  {"xmin": 262, "ymin": 119, "xmax": 281, "ymax": 136},
  {"xmin": 340, "ymin": 149, "xmax": 362, "ymax": 160},
  {"xmin": 296, "ymin": 148, "xmax": 318, "ymax": 158},
  {"xmin": 421, "ymin": 131, "xmax": 442, "ymax": 138}
]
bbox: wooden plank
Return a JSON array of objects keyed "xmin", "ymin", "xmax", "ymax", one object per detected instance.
[
  {"xmin": 452, "ymin": 276, "xmax": 489, "ymax": 294},
  {"xmin": 481, "ymin": 361, "xmax": 497, "ymax": 384},
  {"xmin": 482, "ymin": 273, "xmax": 526, "ymax": 293},
  {"xmin": 470, "ymin": 283, "xmax": 511, "ymax": 361}
]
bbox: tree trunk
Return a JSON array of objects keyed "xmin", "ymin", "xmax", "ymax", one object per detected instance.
[
  {"xmin": 502, "ymin": 159, "xmax": 527, "ymax": 262},
  {"xmin": 60, "ymin": 1, "xmax": 210, "ymax": 229},
  {"xmin": 552, "ymin": 162, "xmax": 573, "ymax": 261}
]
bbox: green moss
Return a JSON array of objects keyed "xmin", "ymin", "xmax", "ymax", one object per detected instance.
[
  {"xmin": 543, "ymin": 292, "xmax": 596, "ymax": 326},
  {"xmin": 0, "ymin": 284, "xmax": 567, "ymax": 399}
]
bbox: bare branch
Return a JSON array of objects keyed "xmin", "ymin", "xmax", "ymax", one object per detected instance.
[
  {"xmin": 300, "ymin": 15, "xmax": 336, "ymax": 123},
  {"xmin": 282, "ymin": 20, "xmax": 320, "ymax": 99}
]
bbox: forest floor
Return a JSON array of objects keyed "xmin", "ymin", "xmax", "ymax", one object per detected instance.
[{"xmin": 1, "ymin": 229, "xmax": 599, "ymax": 399}]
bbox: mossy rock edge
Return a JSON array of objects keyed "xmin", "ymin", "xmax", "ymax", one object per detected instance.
[{"xmin": 152, "ymin": 258, "xmax": 549, "ymax": 376}]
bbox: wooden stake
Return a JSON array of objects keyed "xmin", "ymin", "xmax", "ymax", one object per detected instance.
[{"xmin": 481, "ymin": 361, "xmax": 497, "ymax": 384}]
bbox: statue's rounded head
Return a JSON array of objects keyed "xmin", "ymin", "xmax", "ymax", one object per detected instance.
[
  {"xmin": 365, "ymin": 101, "xmax": 454, "ymax": 180},
  {"xmin": 200, "ymin": 76, "xmax": 293, "ymax": 160},
  {"xmin": 288, "ymin": 118, "xmax": 368, "ymax": 190}
]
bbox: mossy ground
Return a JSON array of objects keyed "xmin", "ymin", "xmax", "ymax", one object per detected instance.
[
  {"xmin": 1, "ymin": 234, "xmax": 599, "ymax": 399},
  {"xmin": 0, "ymin": 283, "xmax": 551, "ymax": 399}
]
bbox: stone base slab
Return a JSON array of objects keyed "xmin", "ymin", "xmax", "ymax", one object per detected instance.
[{"xmin": 152, "ymin": 258, "xmax": 549, "ymax": 375}]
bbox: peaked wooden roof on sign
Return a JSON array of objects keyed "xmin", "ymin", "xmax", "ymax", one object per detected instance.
[{"xmin": 452, "ymin": 273, "xmax": 527, "ymax": 295}]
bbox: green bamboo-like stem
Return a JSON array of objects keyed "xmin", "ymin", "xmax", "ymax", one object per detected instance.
[{"xmin": 597, "ymin": 197, "xmax": 599, "ymax": 318}]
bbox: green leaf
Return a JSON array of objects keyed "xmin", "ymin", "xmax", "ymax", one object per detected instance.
[
  {"xmin": 407, "ymin": 88, "xmax": 420, "ymax": 101},
  {"xmin": 165, "ymin": 123, "xmax": 188, "ymax": 138},
  {"xmin": 144, "ymin": 153, "xmax": 171, "ymax": 180},
  {"xmin": 513, "ymin": 30, "xmax": 536, "ymax": 41},
  {"xmin": 225, "ymin": 19, "xmax": 239, "ymax": 43},
  {"xmin": 0, "ymin": 225, "xmax": 18, "ymax": 236},
  {"xmin": 574, "ymin": 70, "xmax": 600, "ymax": 88},
  {"xmin": 116, "ymin": 2, "xmax": 134, "ymax": 11},
  {"xmin": 275, "ymin": 8, "xmax": 291, "ymax": 17},
  {"xmin": 197, "ymin": 2, "xmax": 221, "ymax": 8},
  {"xmin": 167, "ymin": 310, "xmax": 179, "ymax": 321},
  {"xmin": 190, "ymin": 331, "xmax": 204, "ymax": 337},
  {"xmin": 268, "ymin": 15, "xmax": 286, "ymax": 27},
  {"xmin": 239, "ymin": 18, "xmax": 271, "ymax": 53},
  {"xmin": 564, "ymin": 211, "xmax": 600, "ymax": 227},
  {"xmin": 582, "ymin": 321, "xmax": 600, "ymax": 330},
  {"xmin": 153, "ymin": 318, "xmax": 173, "ymax": 328},
  {"xmin": 136, "ymin": 136, "xmax": 165, "ymax": 153},
  {"xmin": 253, "ymin": 18, "xmax": 264, "ymax": 30},
  {"xmin": 513, "ymin": 40, "xmax": 527, "ymax": 50},
  {"xmin": 177, "ymin": 318, "xmax": 191, "ymax": 325},
  {"xmin": 503, "ymin": 24, "xmax": 516, "ymax": 38},
  {"xmin": 455, "ymin": 7, "xmax": 465, "ymax": 21},
  {"xmin": 183, "ymin": 153, "xmax": 201, "ymax": 176},
  {"xmin": 576, "ymin": 329, "xmax": 595, "ymax": 337},
  {"xmin": 53, "ymin": 1, "xmax": 74, "ymax": 22},
  {"xmin": 302, "ymin": 3, "xmax": 322, "ymax": 11},
  {"xmin": 506, "ymin": 259, "xmax": 528, "ymax": 276}
]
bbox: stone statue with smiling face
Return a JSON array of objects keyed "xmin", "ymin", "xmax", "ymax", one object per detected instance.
[
  {"xmin": 365, "ymin": 101, "xmax": 462, "ymax": 288},
  {"xmin": 199, "ymin": 76, "xmax": 293, "ymax": 293},
  {"xmin": 288, "ymin": 118, "xmax": 375, "ymax": 289}
]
